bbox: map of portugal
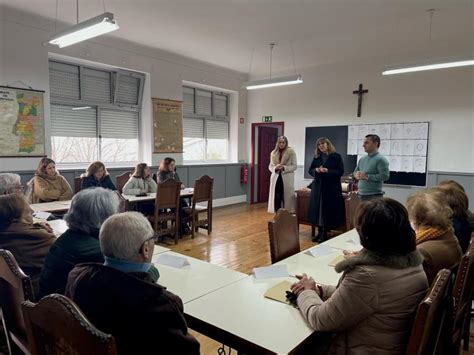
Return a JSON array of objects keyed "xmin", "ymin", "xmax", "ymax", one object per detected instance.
[{"xmin": 15, "ymin": 93, "xmax": 41, "ymax": 153}]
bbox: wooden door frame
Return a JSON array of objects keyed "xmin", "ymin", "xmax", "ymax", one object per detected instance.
[{"xmin": 250, "ymin": 122, "xmax": 285, "ymax": 205}]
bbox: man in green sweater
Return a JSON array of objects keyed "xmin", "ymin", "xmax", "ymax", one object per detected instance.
[{"xmin": 354, "ymin": 134, "xmax": 390, "ymax": 200}]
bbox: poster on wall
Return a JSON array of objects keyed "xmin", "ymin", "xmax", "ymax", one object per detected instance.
[
  {"xmin": 152, "ymin": 98, "xmax": 183, "ymax": 153},
  {"xmin": 0, "ymin": 86, "xmax": 46, "ymax": 157}
]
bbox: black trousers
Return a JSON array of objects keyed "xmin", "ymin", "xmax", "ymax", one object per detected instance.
[{"xmin": 274, "ymin": 174, "xmax": 284, "ymax": 211}]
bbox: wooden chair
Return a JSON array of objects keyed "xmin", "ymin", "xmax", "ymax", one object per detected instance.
[
  {"xmin": 344, "ymin": 191, "xmax": 361, "ymax": 230},
  {"xmin": 268, "ymin": 209, "xmax": 300, "ymax": 263},
  {"xmin": 0, "ymin": 249, "xmax": 35, "ymax": 355},
  {"xmin": 74, "ymin": 176, "xmax": 83, "ymax": 194},
  {"xmin": 185, "ymin": 175, "xmax": 214, "ymax": 239},
  {"xmin": 149, "ymin": 179, "xmax": 181, "ymax": 244},
  {"xmin": 405, "ymin": 269, "xmax": 452, "ymax": 355},
  {"xmin": 116, "ymin": 171, "xmax": 132, "ymax": 194},
  {"xmin": 449, "ymin": 240, "xmax": 474, "ymax": 352},
  {"xmin": 22, "ymin": 294, "xmax": 117, "ymax": 355}
]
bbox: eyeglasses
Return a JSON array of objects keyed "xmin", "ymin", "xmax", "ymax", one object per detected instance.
[{"xmin": 138, "ymin": 233, "xmax": 159, "ymax": 253}]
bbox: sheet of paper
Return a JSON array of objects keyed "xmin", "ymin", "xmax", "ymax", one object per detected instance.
[
  {"xmin": 358, "ymin": 125, "xmax": 368, "ymax": 140},
  {"xmin": 413, "ymin": 157, "xmax": 427, "ymax": 173},
  {"xmin": 379, "ymin": 140, "xmax": 391, "ymax": 155},
  {"xmin": 378, "ymin": 124, "xmax": 391, "ymax": 139},
  {"xmin": 413, "ymin": 140, "xmax": 427, "ymax": 156},
  {"xmin": 389, "ymin": 156, "xmax": 402, "ymax": 172},
  {"xmin": 390, "ymin": 140, "xmax": 402, "ymax": 155},
  {"xmin": 33, "ymin": 211, "xmax": 51, "ymax": 220},
  {"xmin": 411, "ymin": 122, "xmax": 429, "ymax": 139},
  {"xmin": 367, "ymin": 124, "xmax": 379, "ymax": 136},
  {"xmin": 155, "ymin": 254, "xmax": 190, "ymax": 269},
  {"xmin": 264, "ymin": 281, "xmax": 293, "ymax": 304},
  {"xmin": 401, "ymin": 156, "xmax": 414, "ymax": 172},
  {"xmin": 305, "ymin": 244, "xmax": 335, "ymax": 257},
  {"xmin": 391, "ymin": 124, "xmax": 404, "ymax": 139},
  {"xmin": 347, "ymin": 140, "xmax": 358, "ymax": 155},
  {"xmin": 401, "ymin": 140, "xmax": 415, "ymax": 156},
  {"xmin": 253, "ymin": 264, "xmax": 289, "ymax": 279},
  {"xmin": 348, "ymin": 125, "xmax": 358, "ymax": 140},
  {"xmin": 328, "ymin": 255, "xmax": 345, "ymax": 267}
]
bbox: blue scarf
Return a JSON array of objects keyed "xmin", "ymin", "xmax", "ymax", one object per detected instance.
[{"xmin": 104, "ymin": 256, "xmax": 152, "ymax": 274}]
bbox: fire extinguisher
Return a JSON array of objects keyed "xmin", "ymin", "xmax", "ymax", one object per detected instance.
[{"xmin": 240, "ymin": 163, "xmax": 249, "ymax": 185}]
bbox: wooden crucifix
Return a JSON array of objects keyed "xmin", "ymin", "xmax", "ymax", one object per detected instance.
[{"xmin": 352, "ymin": 83, "xmax": 368, "ymax": 117}]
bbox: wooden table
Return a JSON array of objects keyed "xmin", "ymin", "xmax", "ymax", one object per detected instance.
[
  {"xmin": 183, "ymin": 230, "xmax": 359, "ymax": 354},
  {"xmin": 153, "ymin": 251, "xmax": 247, "ymax": 304}
]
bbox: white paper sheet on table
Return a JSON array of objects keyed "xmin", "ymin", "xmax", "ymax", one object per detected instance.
[
  {"xmin": 347, "ymin": 234, "xmax": 361, "ymax": 245},
  {"xmin": 305, "ymin": 244, "xmax": 335, "ymax": 257},
  {"xmin": 253, "ymin": 265, "xmax": 289, "ymax": 279},
  {"xmin": 155, "ymin": 254, "xmax": 190, "ymax": 269},
  {"xmin": 33, "ymin": 211, "xmax": 51, "ymax": 220}
]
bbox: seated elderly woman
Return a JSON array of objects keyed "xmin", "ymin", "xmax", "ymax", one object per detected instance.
[
  {"xmin": 0, "ymin": 173, "xmax": 23, "ymax": 195},
  {"xmin": 407, "ymin": 188, "xmax": 462, "ymax": 284},
  {"xmin": 291, "ymin": 198, "xmax": 428, "ymax": 354},
  {"xmin": 437, "ymin": 181, "xmax": 472, "ymax": 253},
  {"xmin": 65, "ymin": 212, "xmax": 200, "ymax": 354},
  {"xmin": 0, "ymin": 194, "xmax": 55, "ymax": 280},
  {"xmin": 38, "ymin": 188, "xmax": 119, "ymax": 298}
]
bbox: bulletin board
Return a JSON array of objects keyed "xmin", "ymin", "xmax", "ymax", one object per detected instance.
[{"xmin": 152, "ymin": 98, "xmax": 183, "ymax": 153}]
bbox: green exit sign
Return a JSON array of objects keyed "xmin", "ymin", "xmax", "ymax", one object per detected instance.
[{"xmin": 262, "ymin": 116, "xmax": 273, "ymax": 122}]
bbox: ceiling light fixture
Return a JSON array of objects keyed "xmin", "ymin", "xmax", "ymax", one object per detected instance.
[
  {"xmin": 49, "ymin": 0, "xmax": 119, "ymax": 48},
  {"xmin": 382, "ymin": 60, "xmax": 474, "ymax": 75},
  {"xmin": 72, "ymin": 106, "xmax": 91, "ymax": 110},
  {"xmin": 242, "ymin": 43, "xmax": 303, "ymax": 90}
]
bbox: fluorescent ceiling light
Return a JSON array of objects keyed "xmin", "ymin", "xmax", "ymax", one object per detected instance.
[
  {"xmin": 49, "ymin": 12, "xmax": 119, "ymax": 48},
  {"xmin": 382, "ymin": 60, "xmax": 474, "ymax": 75},
  {"xmin": 72, "ymin": 106, "xmax": 91, "ymax": 110},
  {"xmin": 242, "ymin": 74, "xmax": 303, "ymax": 90}
]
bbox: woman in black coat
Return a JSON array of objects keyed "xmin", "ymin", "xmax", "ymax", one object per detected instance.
[{"xmin": 308, "ymin": 137, "xmax": 345, "ymax": 243}]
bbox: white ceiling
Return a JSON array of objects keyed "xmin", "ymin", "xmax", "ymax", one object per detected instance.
[{"xmin": 1, "ymin": 0, "xmax": 472, "ymax": 76}]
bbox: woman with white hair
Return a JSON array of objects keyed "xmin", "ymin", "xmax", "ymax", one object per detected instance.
[
  {"xmin": 38, "ymin": 187, "xmax": 119, "ymax": 297},
  {"xmin": 0, "ymin": 173, "xmax": 23, "ymax": 195}
]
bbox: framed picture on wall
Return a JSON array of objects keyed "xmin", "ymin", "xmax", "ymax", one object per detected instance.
[{"xmin": 0, "ymin": 86, "xmax": 46, "ymax": 157}]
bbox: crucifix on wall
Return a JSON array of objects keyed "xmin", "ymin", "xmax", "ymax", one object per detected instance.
[{"xmin": 352, "ymin": 83, "xmax": 368, "ymax": 117}]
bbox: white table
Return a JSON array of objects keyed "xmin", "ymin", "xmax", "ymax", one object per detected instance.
[
  {"xmin": 153, "ymin": 251, "xmax": 247, "ymax": 304},
  {"xmin": 31, "ymin": 201, "xmax": 71, "ymax": 213},
  {"xmin": 324, "ymin": 228, "xmax": 362, "ymax": 252},
  {"xmin": 123, "ymin": 188, "xmax": 194, "ymax": 203}
]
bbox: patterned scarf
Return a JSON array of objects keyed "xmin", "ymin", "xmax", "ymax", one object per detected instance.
[{"xmin": 415, "ymin": 227, "xmax": 450, "ymax": 244}]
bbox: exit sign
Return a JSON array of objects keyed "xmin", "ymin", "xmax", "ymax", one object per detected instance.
[{"xmin": 262, "ymin": 116, "xmax": 273, "ymax": 122}]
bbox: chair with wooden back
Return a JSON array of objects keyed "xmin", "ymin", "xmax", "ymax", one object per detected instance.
[
  {"xmin": 0, "ymin": 249, "xmax": 35, "ymax": 355},
  {"xmin": 22, "ymin": 294, "xmax": 117, "ymax": 355},
  {"xmin": 187, "ymin": 175, "xmax": 213, "ymax": 238},
  {"xmin": 74, "ymin": 176, "xmax": 83, "ymax": 194},
  {"xmin": 344, "ymin": 191, "xmax": 361, "ymax": 230},
  {"xmin": 150, "ymin": 179, "xmax": 181, "ymax": 244},
  {"xmin": 116, "ymin": 171, "xmax": 132, "ymax": 194},
  {"xmin": 449, "ymin": 240, "xmax": 474, "ymax": 352},
  {"xmin": 405, "ymin": 269, "xmax": 452, "ymax": 355},
  {"xmin": 268, "ymin": 209, "xmax": 300, "ymax": 264},
  {"xmin": 113, "ymin": 191, "xmax": 129, "ymax": 213}
]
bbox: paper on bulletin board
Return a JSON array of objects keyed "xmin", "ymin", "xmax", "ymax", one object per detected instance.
[
  {"xmin": 413, "ymin": 157, "xmax": 427, "ymax": 173},
  {"xmin": 391, "ymin": 124, "xmax": 404, "ymax": 139},
  {"xmin": 358, "ymin": 125, "xmax": 368, "ymax": 139},
  {"xmin": 401, "ymin": 157, "xmax": 414, "ymax": 172},
  {"xmin": 389, "ymin": 156, "xmax": 402, "ymax": 172},
  {"xmin": 401, "ymin": 140, "xmax": 415, "ymax": 156},
  {"xmin": 348, "ymin": 125, "xmax": 358, "ymax": 140},
  {"xmin": 413, "ymin": 140, "xmax": 427, "ymax": 156},
  {"xmin": 152, "ymin": 98, "xmax": 183, "ymax": 153},
  {"xmin": 379, "ymin": 140, "xmax": 391, "ymax": 156},
  {"xmin": 347, "ymin": 140, "xmax": 358, "ymax": 155},
  {"xmin": 378, "ymin": 124, "xmax": 391, "ymax": 139}
]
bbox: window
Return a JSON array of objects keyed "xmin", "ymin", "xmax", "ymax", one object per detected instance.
[
  {"xmin": 182, "ymin": 86, "xmax": 230, "ymax": 162},
  {"xmin": 49, "ymin": 60, "xmax": 144, "ymax": 166}
]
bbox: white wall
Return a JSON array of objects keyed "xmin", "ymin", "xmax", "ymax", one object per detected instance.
[
  {"xmin": 0, "ymin": 6, "xmax": 248, "ymax": 172},
  {"xmin": 247, "ymin": 59, "xmax": 473, "ymax": 202}
]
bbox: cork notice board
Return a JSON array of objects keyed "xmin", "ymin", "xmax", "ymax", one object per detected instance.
[{"xmin": 152, "ymin": 98, "xmax": 183, "ymax": 153}]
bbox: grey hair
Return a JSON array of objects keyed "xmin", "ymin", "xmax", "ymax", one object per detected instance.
[
  {"xmin": 0, "ymin": 173, "xmax": 21, "ymax": 194},
  {"xmin": 65, "ymin": 187, "xmax": 119, "ymax": 235},
  {"xmin": 99, "ymin": 212, "xmax": 154, "ymax": 261}
]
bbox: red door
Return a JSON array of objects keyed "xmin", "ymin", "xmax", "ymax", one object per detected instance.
[{"xmin": 257, "ymin": 126, "xmax": 279, "ymax": 203}]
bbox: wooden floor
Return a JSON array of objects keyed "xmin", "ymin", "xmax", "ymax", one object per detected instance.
[{"xmin": 160, "ymin": 202, "xmax": 318, "ymax": 355}]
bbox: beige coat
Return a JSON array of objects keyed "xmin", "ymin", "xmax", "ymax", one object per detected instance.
[
  {"xmin": 297, "ymin": 249, "xmax": 428, "ymax": 354},
  {"xmin": 28, "ymin": 174, "xmax": 73, "ymax": 203},
  {"xmin": 417, "ymin": 229, "xmax": 462, "ymax": 284},
  {"xmin": 268, "ymin": 147, "xmax": 297, "ymax": 213}
]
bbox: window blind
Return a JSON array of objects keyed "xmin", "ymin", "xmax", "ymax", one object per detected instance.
[
  {"xmin": 116, "ymin": 73, "xmax": 140, "ymax": 105},
  {"xmin": 183, "ymin": 87, "xmax": 195, "ymax": 115},
  {"xmin": 100, "ymin": 109, "xmax": 138, "ymax": 139},
  {"xmin": 196, "ymin": 90, "xmax": 212, "ymax": 116},
  {"xmin": 207, "ymin": 120, "xmax": 229, "ymax": 140},
  {"xmin": 82, "ymin": 68, "xmax": 111, "ymax": 103},
  {"xmin": 50, "ymin": 104, "xmax": 97, "ymax": 137},
  {"xmin": 214, "ymin": 94, "xmax": 228, "ymax": 117},
  {"xmin": 183, "ymin": 118, "xmax": 204, "ymax": 138},
  {"xmin": 49, "ymin": 61, "xmax": 80, "ymax": 100}
]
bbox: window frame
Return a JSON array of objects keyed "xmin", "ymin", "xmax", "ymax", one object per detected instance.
[
  {"xmin": 49, "ymin": 59, "xmax": 144, "ymax": 168},
  {"xmin": 183, "ymin": 86, "xmax": 230, "ymax": 163}
]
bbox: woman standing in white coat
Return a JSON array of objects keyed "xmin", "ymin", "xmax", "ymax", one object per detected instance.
[{"xmin": 268, "ymin": 136, "xmax": 297, "ymax": 213}]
